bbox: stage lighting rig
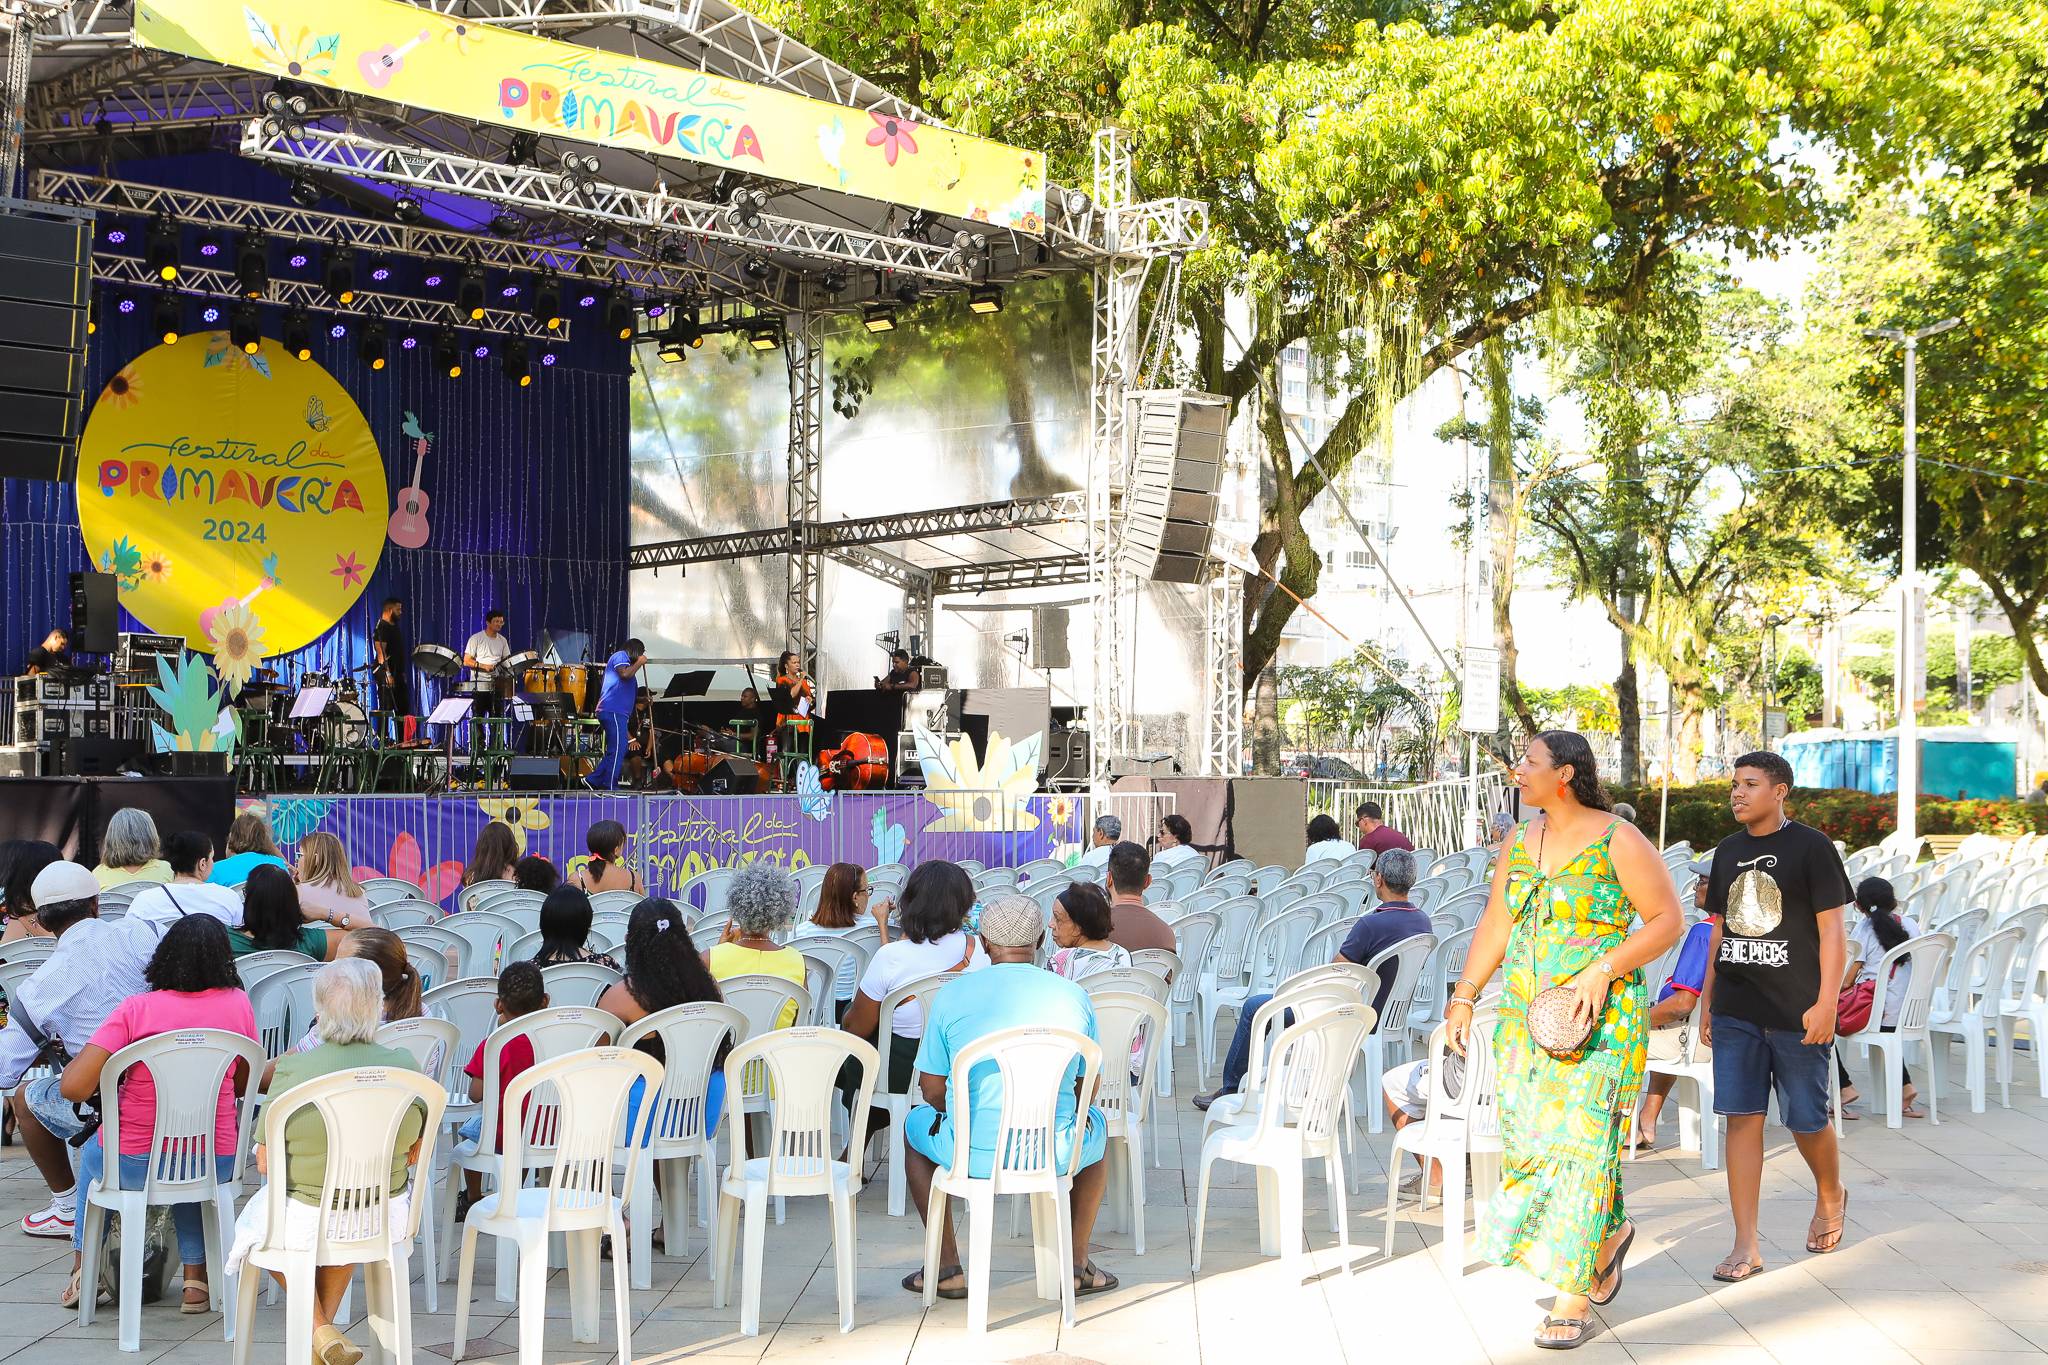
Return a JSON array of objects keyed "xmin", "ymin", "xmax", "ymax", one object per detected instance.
[
  {"xmin": 741, "ymin": 256, "xmax": 771, "ymax": 281},
  {"xmin": 862, "ymin": 304, "xmax": 897, "ymax": 333},
  {"xmin": 747, "ymin": 316, "xmax": 783, "ymax": 351},
  {"xmin": 391, "ymin": 192, "xmax": 423, "ymax": 224},
  {"xmin": 434, "ymin": 328, "xmax": 462, "ymax": 378},
  {"xmin": 820, "ymin": 268, "xmax": 849, "ymax": 295},
  {"xmin": 289, "ymin": 175, "xmax": 321, "ymax": 208},
  {"xmin": 145, "ymin": 215, "xmax": 179, "ymax": 281},
  {"xmin": 323, "ymin": 246, "xmax": 356, "ymax": 304},
  {"xmin": 488, "ymin": 210, "xmax": 525, "ymax": 238},
  {"xmin": 903, "ymin": 209, "xmax": 934, "ymax": 241},
  {"xmin": 151, "ymin": 292, "xmax": 182, "ymax": 346},
  {"xmin": 456, "ymin": 263, "xmax": 486, "ymax": 320},
  {"xmin": 560, "ymin": 152, "xmax": 602, "ymax": 202},
  {"xmin": 502, "ymin": 337, "xmax": 532, "ymax": 387},
  {"xmin": 724, "ymin": 186, "xmax": 767, "ymax": 230},
  {"xmin": 968, "ymin": 284, "xmax": 1004, "ymax": 315},
  {"xmin": 282, "ymin": 309, "xmax": 313, "ymax": 360},
  {"xmin": 505, "ymin": 132, "xmax": 540, "ymax": 166},
  {"xmin": 600, "ymin": 288, "xmax": 633, "ymax": 340},
  {"xmin": 229, "ymin": 301, "xmax": 262, "ymax": 355},
  {"xmin": 532, "ymin": 274, "xmax": 563, "ymax": 330},
  {"xmin": 358, "ymin": 320, "xmax": 388, "ymax": 371},
  {"xmin": 235, "ymin": 234, "xmax": 268, "ymax": 298},
  {"xmin": 259, "ymin": 87, "xmax": 309, "ymax": 140}
]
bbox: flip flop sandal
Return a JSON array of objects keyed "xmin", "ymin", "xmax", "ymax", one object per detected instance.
[
  {"xmin": 60, "ymin": 1265, "xmax": 111, "ymax": 1310},
  {"xmin": 1589, "ymin": 1223, "xmax": 1636, "ymax": 1306},
  {"xmin": 1534, "ymin": 1314, "xmax": 1597, "ymax": 1349},
  {"xmin": 901, "ymin": 1265, "xmax": 968, "ymax": 1300},
  {"xmin": 1074, "ymin": 1261, "xmax": 1120, "ymax": 1297},
  {"xmin": 1807, "ymin": 1189, "xmax": 1849, "ymax": 1254},
  {"xmin": 1711, "ymin": 1256, "xmax": 1764, "ymax": 1283}
]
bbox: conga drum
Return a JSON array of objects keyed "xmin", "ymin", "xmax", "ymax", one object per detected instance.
[{"xmin": 554, "ymin": 663, "xmax": 590, "ymax": 712}]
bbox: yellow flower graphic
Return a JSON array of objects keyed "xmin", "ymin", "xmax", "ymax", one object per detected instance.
[
  {"xmin": 916, "ymin": 727, "xmax": 1041, "ymax": 833},
  {"xmin": 101, "ymin": 368, "xmax": 144, "ymax": 409},
  {"xmin": 207, "ymin": 600, "xmax": 267, "ymax": 696},
  {"xmin": 140, "ymin": 548, "xmax": 173, "ymax": 583},
  {"xmin": 474, "ymin": 797, "xmax": 551, "ymax": 852}
]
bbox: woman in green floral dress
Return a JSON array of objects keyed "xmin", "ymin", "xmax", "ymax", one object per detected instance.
[{"xmin": 1448, "ymin": 731, "xmax": 1684, "ymax": 1350}]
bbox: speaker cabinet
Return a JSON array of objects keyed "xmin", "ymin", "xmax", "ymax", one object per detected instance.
[
  {"xmin": 0, "ymin": 200, "xmax": 93, "ymax": 482},
  {"xmin": 1120, "ymin": 389, "xmax": 1227, "ymax": 582},
  {"xmin": 1029, "ymin": 605, "xmax": 1072, "ymax": 670},
  {"xmin": 70, "ymin": 570, "xmax": 118, "ymax": 655}
]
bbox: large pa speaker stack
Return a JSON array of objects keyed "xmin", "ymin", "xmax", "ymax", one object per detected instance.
[
  {"xmin": 0, "ymin": 200, "xmax": 94, "ymax": 483},
  {"xmin": 1118, "ymin": 389, "xmax": 1227, "ymax": 583}
]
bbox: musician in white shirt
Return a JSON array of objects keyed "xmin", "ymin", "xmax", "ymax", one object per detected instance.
[{"xmin": 462, "ymin": 608, "xmax": 513, "ymax": 676}]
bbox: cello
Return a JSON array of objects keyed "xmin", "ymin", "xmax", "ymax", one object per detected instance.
[{"xmin": 818, "ymin": 732, "xmax": 891, "ymax": 790}]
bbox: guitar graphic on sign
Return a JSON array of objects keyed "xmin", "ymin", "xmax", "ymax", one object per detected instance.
[
  {"xmin": 387, "ymin": 411, "xmax": 433, "ymax": 549},
  {"xmin": 357, "ymin": 29, "xmax": 431, "ymax": 87}
]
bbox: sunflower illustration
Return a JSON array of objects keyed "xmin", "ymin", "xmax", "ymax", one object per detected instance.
[
  {"xmin": 474, "ymin": 797, "xmax": 551, "ymax": 852},
  {"xmin": 207, "ymin": 600, "xmax": 268, "ymax": 696},
  {"xmin": 101, "ymin": 368, "xmax": 144, "ymax": 408},
  {"xmin": 916, "ymin": 728, "xmax": 1041, "ymax": 833},
  {"xmin": 139, "ymin": 548, "xmax": 174, "ymax": 583}
]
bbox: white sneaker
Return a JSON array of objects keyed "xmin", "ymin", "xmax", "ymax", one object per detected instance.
[{"xmin": 21, "ymin": 1200, "xmax": 74, "ymax": 1238}]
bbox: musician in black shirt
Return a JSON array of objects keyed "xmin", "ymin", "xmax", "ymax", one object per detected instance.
[
  {"xmin": 873, "ymin": 648, "xmax": 921, "ymax": 694},
  {"xmin": 372, "ymin": 598, "xmax": 409, "ymax": 717},
  {"xmin": 23, "ymin": 628, "xmax": 69, "ymax": 675}
]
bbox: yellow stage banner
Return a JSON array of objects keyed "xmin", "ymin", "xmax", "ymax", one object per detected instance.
[
  {"xmin": 134, "ymin": 0, "xmax": 1047, "ymax": 234},
  {"xmin": 76, "ymin": 338, "xmax": 388, "ymax": 680}
]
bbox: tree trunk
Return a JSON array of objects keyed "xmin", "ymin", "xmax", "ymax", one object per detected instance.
[
  {"xmin": 1251, "ymin": 664, "xmax": 1282, "ymax": 774},
  {"xmin": 1674, "ymin": 687, "xmax": 1708, "ymax": 785},
  {"xmin": 1481, "ymin": 340, "xmax": 1540, "ymax": 735},
  {"xmin": 1615, "ymin": 594, "xmax": 1641, "ymax": 785}
]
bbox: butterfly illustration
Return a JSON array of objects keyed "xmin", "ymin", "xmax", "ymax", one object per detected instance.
[
  {"xmin": 795, "ymin": 762, "xmax": 833, "ymax": 822},
  {"xmin": 304, "ymin": 396, "xmax": 333, "ymax": 432}
]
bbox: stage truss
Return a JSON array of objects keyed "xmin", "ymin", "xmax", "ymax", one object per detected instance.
[{"xmin": 3, "ymin": 0, "xmax": 1240, "ymax": 787}]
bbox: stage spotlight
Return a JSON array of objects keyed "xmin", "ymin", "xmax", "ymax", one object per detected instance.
[
  {"xmin": 862, "ymin": 304, "xmax": 897, "ymax": 333},
  {"xmin": 199, "ymin": 303, "xmax": 221, "ymax": 325},
  {"xmin": 229, "ymin": 301, "xmax": 262, "ymax": 355},
  {"xmin": 488, "ymin": 210, "xmax": 524, "ymax": 238},
  {"xmin": 456, "ymin": 263, "xmax": 486, "ymax": 320},
  {"xmin": 195, "ymin": 232, "xmax": 222, "ymax": 262},
  {"xmin": 115, "ymin": 296, "xmax": 137, "ymax": 316},
  {"xmin": 560, "ymin": 152, "xmax": 602, "ymax": 201},
  {"xmin": 532, "ymin": 274, "xmax": 563, "ymax": 330},
  {"xmin": 894, "ymin": 279, "xmax": 921, "ymax": 306},
  {"xmin": 579, "ymin": 229, "xmax": 604, "ymax": 251},
  {"xmin": 282, "ymin": 309, "xmax": 313, "ymax": 360},
  {"xmin": 820, "ymin": 268, "xmax": 849, "ymax": 295},
  {"xmin": 540, "ymin": 351, "xmax": 557, "ymax": 368},
  {"xmin": 724, "ymin": 187, "xmax": 766, "ymax": 229},
  {"xmin": 358, "ymin": 320, "xmax": 388, "ymax": 371},
  {"xmin": 286, "ymin": 249, "xmax": 309, "ymax": 269},
  {"xmin": 145, "ymin": 215, "xmax": 179, "ymax": 282},
  {"xmin": 655, "ymin": 311, "xmax": 700, "ymax": 362},
  {"xmin": 289, "ymin": 175, "xmax": 321, "ymax": 208},
  {"xmin": 903, "ymin": 209, "xmax": 934, "ymax": 240},
  {"xmin": 235, "ymin": 235, "xmax": 268, "ymax": 299},
  {"xmin": 368, "ymin": 260, "xmax": 392, "ymax": 284},
  {"xmin": 600, "ymin": 288, "xmax": 633, "ymax": 340},
  {"xmin": 259, "ymin": 87, "xmax": 309, "ymax": 140},
  {"xmin": 391, "ymin": 193, "xmax": 422, "ymax": 224},
  {"xmin": 645, "ymin": 298, "xmax": 668, "ymax": 320},
  {"xmin": 433, "ymin": 329, "xmax": 462, "ymax": 378},
  {"xmin": 741, "ymin": 256, "xmax": 770, "ymax": 281},
  {"xmin": 746, "ymin": 316, "xmax": 782, "ymax": 351},
  {"xmin": 87, "ymin": 299, "xmax": 96, "ymax": 336},
  {"xmin": 323, "ymin": 246, "xmax": 356, "ymax": 304},
  {"xmin": 151, "ymin": 292, "xmax": 182, "ymax": 346},
  {"xmin": 104, "ymin": 224, "xmax": 128, "ymax": 246},
  {"xmin": 505, "ymin": 131, "xmax": 540, "ymax": 166},
  {"xmin": 501, "ymin": 337, "xmax": 532, "ymax": 387},
  {"xmin": 968, "ymin": 283, "xmax": 1004, "ymax": 314}
]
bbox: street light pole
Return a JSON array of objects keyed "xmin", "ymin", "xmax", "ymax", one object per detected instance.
[{"xmin": 1865, "ymin": 316, "xmax": 1960, "ymax": 845}]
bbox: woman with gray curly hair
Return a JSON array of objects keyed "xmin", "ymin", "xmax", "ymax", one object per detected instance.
[
  {"xmin": 706, "ymin": 861, "xmax": 807, "ymax": 1028},
  {"xmin": 92, "ymin": 806, "xmax": 170, "ymax": 888}
]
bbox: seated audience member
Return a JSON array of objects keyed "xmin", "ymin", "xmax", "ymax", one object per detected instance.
[
  {"xmin": 1613, "ymin": 801, "xmax": 1638, "ymax": 826},
  {"xmin": 1196, "ymin": 848, "xmax": 1431, "ymax": 1111},
  {"xmin": 1837, "ymin": 875, "xmax": 1925, "ymax": 1119},
  {"xmin": 1, "ymin": 841, "xmax": 61, "ymax": 942},
  {"xmin": 293, "ymin": 832, "xmax": 369, "ymax": 927},
  {"xmin": 1354, "ymin": 800, "xmax": 1415, "ymax": 855},
  {"xmin": 513, "ymin": 855, "xmax": 559, "ymax": 894},
  {"xmin": 841, "ymin": 861, "xmax": 988, "ymax": 1154},
  {"xmin": 1151, "ymin": 814, "xmax": 1203, "ymax": 873},
  {"xmin": 92, "ymin": 809, "xmax": 172, "ymax": 889},
  {"xmin": 457, "ymin": 960, "xmax": 548, "ymax": 1207},
  {"xmin": 1484, "ymin": 811, "xmax": 1517, "ymax": 853},
  {"xmin": 1629, "ymin": 858, "xmax": 1716, "ymax": 1148},
  {"xmin": 705, "ymin": 862, "xmax": 805, "ymax": 1028},
  {"xmin": 1074, "ymin": 815, "xmax": 1121, "ymax": 872},
  {"xmin": 797, "ymin": 862, "xmax": 868, "ymax": 935},
  {"xmin": 228, "ymin": 959, "xmax": 426, "ymax": 1365},
  {"xmin": 901, "ymin": 894, "xmax": 1116, "ymax": 1299},
  {"xmin": 128, "ymin": 831, "xmax": 245, "ymax": 930},
  {"xmin": 596, "ymin": 898, "xmax": 729, "ymax": 1157},
  {"xmin": 230, "ymin": 865, "xmax": 343, "ymax": 960},
  {"xmin": 1104, "ymin": 842, "xmax": 1177, "ymax": 955},
  {"xmin": 1047, "ymin": 882, "xmax": 1132, "ymax": 981},
  {"xmin": 530, "ymin": 885, "xmax": 620, "ymax": 969},
  {"xmin": 570, "ymin": 820, "xmax": 644, "ymax": 895},
  {"xmin": 207, "ymin": 810, "xmax": 291, "ymax": 887},
  {"xmin": 1303, "ymin": 813, "xmax": 1356, "ymax": 863},
  {"xmin": 2, "ymin": 861, "xmax": 157, "ymax": 1240},
  {"xmin": 59, "ymin": 915, "xmax": 254, "ymax": 1310},
  {"xmin": 267, "ymin": 927, "xmax": 443, "ymax": 1094},
  {"xmin": 463, "ymin": 822, "xmax": 521, "ymax": 900}
]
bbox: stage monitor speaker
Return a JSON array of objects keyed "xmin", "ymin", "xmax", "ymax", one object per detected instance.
[
  {"xmin": 62, "ymin": 737, "xmax": 146, "ymax": 777},
  {"xmin": 1029, "ymin": 606, "xmax": 1071, "ymax": 670},
  {"xmin": 0, "ymin": 200, "xmax": 93, "ymax": 482},
  {"xmin": 70, "ymin": 570, "xmax": 118, "ymax": 655},
  {"xmin": 1119, "ymin": 389, "xmax": 1227, "ymax": 583},
  {"xmin": 699, "ymin": 755, "xmax": 762, "ymax": 794},
  {"xmin": 507, "ymin": 756, "xmax": 566, "ymax": 790},
  {"xmin": 1045, "ymin": 728, "xmax": 1089, "ymax": 786}
]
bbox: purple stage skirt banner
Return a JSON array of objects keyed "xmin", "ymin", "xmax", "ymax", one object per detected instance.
[{"xmin": 245, "ymin": 789, "xmax": 1101, "ymax": 909}]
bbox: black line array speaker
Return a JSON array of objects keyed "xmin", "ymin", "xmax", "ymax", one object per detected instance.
[
  {"xmin": 70, "ymin": 570, "xmax": 118, "ymax": 655},
  {"xmin": 1119, "ymin": 389, "xmax": 1227, "ymax": 583},
  {"xmin": 0, "ymin": 199, "xmax": 94, "ymax": 482}
]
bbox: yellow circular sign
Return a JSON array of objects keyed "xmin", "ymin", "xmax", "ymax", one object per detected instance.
[{"xmin": 76, "ymin": 336, "xmax": 387, "ymax": 682}]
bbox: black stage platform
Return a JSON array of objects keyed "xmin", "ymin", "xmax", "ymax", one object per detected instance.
[{"xmin": 0, "ymin": 776, "xmax": 238, "ymax": 865}]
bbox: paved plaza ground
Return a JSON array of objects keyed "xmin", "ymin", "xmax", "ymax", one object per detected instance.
[{"xmin": 2, "ymin": 1044, "xmax": 2044, "ymax": 1365}]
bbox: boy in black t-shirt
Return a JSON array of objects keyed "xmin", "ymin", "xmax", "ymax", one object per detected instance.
[{"xmin": 1701, "ymin": 750, "xmax": 1852, "ymax": 1282}]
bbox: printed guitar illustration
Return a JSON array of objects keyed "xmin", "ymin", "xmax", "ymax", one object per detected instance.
[
  {"xmin": 357, "ymin": 29, "xmax": 431, "ymax": 87},
  {"xmin": 387, "ymin": 411, "xmax": 434, "ymax": 549}
]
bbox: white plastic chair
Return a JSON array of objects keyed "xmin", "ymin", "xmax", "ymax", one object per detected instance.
[
  {"xmin": 615, "ymin": 1001, "xmax": 743, "ymax": 1286},
  {"xmin": 1997, "ymin": 907, "xmax": 2048, "ymax": 1098},
  {"xmin": 458, "ymin": 879, "xmax": 515, "ymax": 914},
  {"xmin": 1929, "ymin": 923, "xmax": 2026, "ymax": 1112},
  {"xmin": 871, "ymin": 969, "xmax": 967, "ymax": 1217},
  {"xmin": 1634, "ymin": 1013, "xmax": 1718, "ymax": 1169},
  {"xmin": 539, "ymin": 960, "xmax": 624, "ymax": 1008},
  {"xmin": 1357, "ymin": 934, "xmax": 1435, "ymax": 1134},
  {"xmin": 0, "ymin": 936, "xmax": 57, "ymax": 968},
  {"xmin": 96, "ymin": 882, "xmax": 147, "ymax": 918},
  {"xmin": 452, "ymin": 1047, "xmax": 661, "ymax": 1365},
  {"xmin": 1416, "ymin": 926, "xmax": 1478, "ymax": 1030},
  {"xmin": 230, "ymin": 1065, "xmax": 446, "ymax": 1365},
  {"xmin": 682, "ymin": 867, "xmax": 738, "ymax": 916},
  {"xmin": 1166, "ymin": 910, "xmax": 1220, "ymax": 1091},
  {"xmin": 797, "ymin": 937, "xmax": 871, "ymax": 1024},
  {"xmin": 237, "ymin": 948, "xmax": 317, "ymax": 995},
  {"xmin": 249, "ymin": 962, "xmax": 321, "ymax": 1059},
  {"xmin": 396, "ymin": 924, "xmax": 469, "ymax": 987},
  {"xmin": 81, "ymin": 1028, "xmax": 264, "ymax": 1352},
  {"xmin": 473, "ymin": 889, "xmax": 545, "ymax": 923},
  {"xmin": 361, "ymin": 876, "xmax": 425, "ymax": 907},
  {"xmin": 588, "ymin": 889, "xmax": 643, "ymax": 915},
  {"xmin": 440, "ymin": 909, "xmax": 524, "ymax": 978},
  {"xmin": 377, "ymin": 901, "xmax": 442, "ymax": 931},
  {"xmin": 1300, "ymin": 917, "xmax": 1363, "ymax": 976},
  {"xmin": 714, "ymin": 1029, "xmax": 879, "ymax": 1335},
  {"xmin": 918, "ymin": 1026, "xmax": 1104, "ymax": 1335},
  {"xmin": 1200, "ymin": 976, "xmax": 1369, "ymax": 1142},
  {"xmin": 373, "ymin": 1015, "xmax": 461, "ymax": 1310},
  {"xmin": 1844, "ymin": 932, "xmax": 1954, "ymax": 1128},
  {"xmin": 1193, "ymin": 1003, "xmax": 1376, "ymax": 1272},
  {"xmin": 1202, "ymin": 907, "xmax": 1316, "ymax": 1069},
  {"xmin": 1383, "ymin": 1011, "xmax": 1503, "ymax": 1273},
  {"xmin": 1085, "ymin": 991, "xmax": 1168, "ymax": 1253}
]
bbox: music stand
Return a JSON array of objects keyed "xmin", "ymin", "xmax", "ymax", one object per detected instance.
[{"xmin": 426, "ymin": 696, "xmax": 471, "ymax": 793}]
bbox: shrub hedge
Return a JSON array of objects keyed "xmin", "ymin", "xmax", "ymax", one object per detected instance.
[{"xmin": 1603, "ymin": 783, "xmax": 2048, "ymax": 850}]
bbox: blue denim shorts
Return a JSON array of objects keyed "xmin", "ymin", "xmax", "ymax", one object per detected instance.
[{"xmin": 1711, "ymin": 1014, "xmax": 1832, "ymax": 1134}]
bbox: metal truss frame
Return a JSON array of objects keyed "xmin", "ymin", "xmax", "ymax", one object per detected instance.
[
  {"xmin": 1201, "ymin": 567, "xmax": 1244, "ymax": 777},
  {"xmin": 935, "ymin": 557, "xmax": 1089, "ymax": 595},
  {"xmin": 629, "ymin": 492, "xmax": 1087, "ymax": 571},
  {"xmin": 784, "ymin": 311, "xmax": 825, "ymax": 666}
]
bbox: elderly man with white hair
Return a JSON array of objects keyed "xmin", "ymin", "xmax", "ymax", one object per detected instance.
[
  {"xmin": 229, "ymin": 958, "xmax": 428, "ymax": 1365},
  {"xmin": 1074, "ymin": 814, "xmax": 1121, "ymax": 872}
]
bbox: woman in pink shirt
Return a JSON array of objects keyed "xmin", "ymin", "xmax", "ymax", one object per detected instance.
[{"xmin": 57, "ymin": 915, "xmax": 256, "ymax": 1311}]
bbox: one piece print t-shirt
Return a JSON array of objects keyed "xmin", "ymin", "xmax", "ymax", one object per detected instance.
[{"xmin": 1706, "ymin": 820, "xmax": 1854, "ymax": 1031}]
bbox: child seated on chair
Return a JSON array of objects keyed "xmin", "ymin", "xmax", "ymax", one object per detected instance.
[{"xmin": 457, "ymin": 960, "xmax": 548, "ymax": 1209}]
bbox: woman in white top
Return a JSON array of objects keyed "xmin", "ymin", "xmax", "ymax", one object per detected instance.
[
  {"xmin": 1046, "ymin": 881, "xmax": 1131, "ymax": 981},
  {"xmin": 838, "ymin": 860, "xmax": 986, "ymax": 1153},
  {"xmin": 1150, "ymin": 813, "xmax": 1204, "ymax": 873},
  {"xmin": 293, "ymin": 832, "xmax": 370, "ymax": 927},
  {"xmin": 1302, "ymin": 813, "xmax": 1356, "ymax": 864},
  {"xmin": 1837, "ymin": 876, "xmax": 1923, "ymax": 1119}
]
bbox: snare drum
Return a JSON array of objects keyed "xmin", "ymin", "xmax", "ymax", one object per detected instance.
[{"xmin": 301, "ymin": 670, "xmax": 333, "ymax": 690}]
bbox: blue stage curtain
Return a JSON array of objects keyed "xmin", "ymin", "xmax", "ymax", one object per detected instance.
[{"xmin": 2, "ymin": 156, "xmax": 631, "ymax": 686}]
